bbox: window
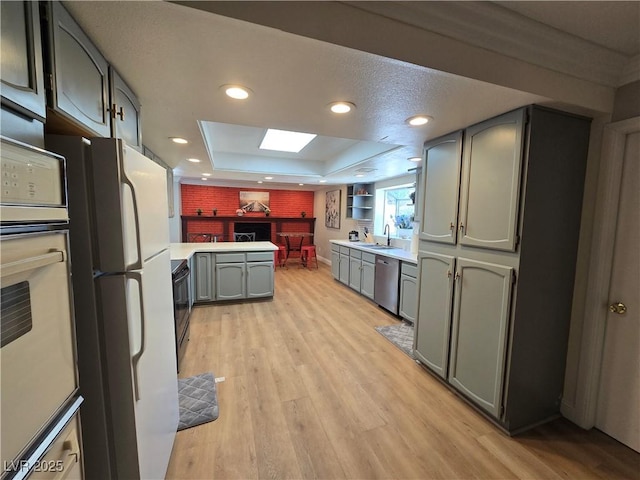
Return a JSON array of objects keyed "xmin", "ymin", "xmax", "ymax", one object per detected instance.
[{"xmin": 375, "ymin": 184, "xmax": 415, "ymax": 238}]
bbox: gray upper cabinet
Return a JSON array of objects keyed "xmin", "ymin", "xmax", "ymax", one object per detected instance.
[
  {"xmin": 44, "ymin": 1, "xmax": 110, "ymax": 137},
  {"xmin": 414, "ymin": 252, "xmax": 455, "ymax": 379},
  {"xmin": 0, "ymin": 1, "xmax": 46, "ymax": 120},
  {"xmin": 458, "ymin": 109, "xmax": 525, "ymax": 252},
  {"xmin": 419, "ymin": 131, "xmax": 462, "ymax": 245},
  {"xmin": 110, "ymin": 68, "xmax": 142, "ymax": 151},
  {"xmin": 448, "ymin": 258, "xmax": 513, "ymax": 418}
]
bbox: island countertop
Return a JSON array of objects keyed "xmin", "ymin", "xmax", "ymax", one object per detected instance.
[{"xmin": 170, "ymin": 241, "xmax": 278, "ymax": 261}]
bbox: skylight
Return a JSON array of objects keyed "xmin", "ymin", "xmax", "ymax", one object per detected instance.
[{"xmin": 259, "ymin": 129, "xmax": 317, "ymax": 153}]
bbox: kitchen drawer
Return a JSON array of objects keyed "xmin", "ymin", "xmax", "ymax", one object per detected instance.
[
  {"xmin": 331, "ymin": 243, "xmax": 340, "ymax": 253},
  {"xmin": 216, "ymin": 253, "xmax": 245, "ymax": 264},
  {"xmin": 339, "ymin": 246, "xmax": 351, "ymax": 255},
  {"xmin": 246, "ymin": 251, "xmax": 273, "ymax": 262},
  {"xmin": 362, "ymin": 252, "xmax": 376, "ymax": 264},
  {"xmin": 29, "ymin": 412, "xmax": 83, "ymax": 480},
  {"xmin": 350, "ymin": 249, "xmax": 362, "ymax": 259},
  {"xmin": 401, "ymin": 262, "xmax": 418, "ymax": 278}
]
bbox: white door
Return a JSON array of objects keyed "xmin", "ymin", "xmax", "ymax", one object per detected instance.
[{"xmin": 595, "ymin": 131, "xmax": 639, "ymax": 452}]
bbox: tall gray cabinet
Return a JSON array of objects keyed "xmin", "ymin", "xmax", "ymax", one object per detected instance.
[{"xmin": 414, "ymin": 105, "xmax": 591, "ymax": 433}]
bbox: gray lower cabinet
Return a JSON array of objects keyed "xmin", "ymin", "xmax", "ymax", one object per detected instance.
[
  {"xmin": 348, "ymin": 249, "xmax": 362, "ymax": 291},
  {"xmin": 448, "ymin": 258, "xmax": 513, "ymax": 419},
  {"xmin": 339, "ymin": 247, "xmax": 350, "ymax": 285},
  {"xmin": 360, "ymin": 256, "xmax": 375, "ymax": 300},
  {"xmin": 1, "ymin": 1, "xmax": 46, "ymax": 120},
  {"xmin": 414, "ymin": 252, "xmax": 455, "ymax": 379},
  {"xmin": 246, "ymin": 262, "xmax": 274, "ymax": 298},
  {"xmin": 188, "ymin": 254, "xmax": 195, "ymax": 310},
  {"xmin": 215, "ymin": 263, "xmax": 245, "ymax": 300},
  {"xmin": 194, "ymin": 252, "xmax": 214, "ymax": 302},
  {"xmin": 399, "ymin": 262, "xmax": 418, "ymax": 323},
  {"xmin": 330, "ymin": 246, "xmax": 340, "ymax": 279},
  {"xmin": 195, "ymin": 251, "xmax": 274, "ymax": 302}
]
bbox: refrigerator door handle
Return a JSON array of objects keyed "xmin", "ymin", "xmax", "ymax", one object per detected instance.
[
  {"xmin": 127, "ymin": 271, "xmax": 146, "ymax": 401},
  {"xmin": 120, "ymin": 153, "xmax": 144, "ymax": 270}
]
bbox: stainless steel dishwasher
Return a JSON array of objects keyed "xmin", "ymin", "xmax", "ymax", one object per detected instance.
[{"xmin": 374, "ymin": 255, "xmax": 400, "ymax": 314}]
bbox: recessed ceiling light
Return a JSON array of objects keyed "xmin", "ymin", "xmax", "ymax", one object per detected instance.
[
  {"xmin": 221, "ymin": 84, "xmax": 251, "ymax": 100},
  {"xmin": 406, "ymin": 115, "xmax": 432, "ymax": 126},
  {"xmin": 259, "ymin": 129, "xmax": 317, "ymax": 153},
  {"xmin": 187, "ymin": 158, "xmax": 201, "ymax": 163},
  {"xmin": 299, "ymin": 183, "xmax": 304, "ymax": 186},
  {"xmin": 257, "ymin": 181, "xmax": 263, "ymax": 184},
  {"xmin": 355, "ymin": 174, "xmax": 364, "ymax": 178},
  {"xmin": 170, "ymin": 137, "xmax": 188, "ymax": 144},
  {"xmin": 319, "ymin": 179, "xmax": 327, "ymax": 183},
  {"xmin": 201, "ymin": 177, "xmax": 208, "ymax": 181},
  {"xmin": 329, "ymin": 101, "xmax": 356, "ymax": 114},
  {"xmin": 202, "ymin": 173, "xmax": 211, "ymax": 176},
  {"xmin": 408, "ymin": 157, "xmax": 422, "ymax": 162},
  {"xmin": 264, "ymin": 176, "xmax": 273, "ymax": 180}
]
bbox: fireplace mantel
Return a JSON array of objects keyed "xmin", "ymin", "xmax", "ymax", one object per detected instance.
[{"xmin": 181, "ymin": 215, "xmax": 316, "ymax": 243}]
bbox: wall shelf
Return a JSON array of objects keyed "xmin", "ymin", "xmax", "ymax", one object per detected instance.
[
  {"xmin": 347, "ymin": 183, "xmax": 374, "ymax": 220},
  {"xmin": 181, "ymin": 216, "xmax": 316, "ymax": 243}
]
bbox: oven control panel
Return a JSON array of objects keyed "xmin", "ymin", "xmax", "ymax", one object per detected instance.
[{"xmin": 0, "ymin": 137, "xmax": 67, "ymax": 224}]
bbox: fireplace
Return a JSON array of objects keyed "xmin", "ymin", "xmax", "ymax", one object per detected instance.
[{"xmin": 234, "ymin": 222, "xmax": 271, "ymax": 241}]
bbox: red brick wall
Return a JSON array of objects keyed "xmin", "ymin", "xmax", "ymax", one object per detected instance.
[{"xmin": 181, "ymin": 184, "xmax": 314, "ymax": 217}]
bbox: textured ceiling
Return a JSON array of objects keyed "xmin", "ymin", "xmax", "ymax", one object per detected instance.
[{"xmin": 63, "ymin": 1, "xmax": 636, "ymax": 189}]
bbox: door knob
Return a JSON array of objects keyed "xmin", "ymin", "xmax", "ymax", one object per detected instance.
[{"xmin": 608, "ymin": 302, "xmax": 627, "ymax": 314}]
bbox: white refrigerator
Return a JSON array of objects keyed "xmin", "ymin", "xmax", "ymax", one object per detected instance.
[{"xmin": 46, "ymin": 136, "xmax": 178, "ymax": 480}]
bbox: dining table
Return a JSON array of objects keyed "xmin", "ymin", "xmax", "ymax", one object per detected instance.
[{"xmin": 277, "ymin": 232, "xmax": 314, "ymax": 266}]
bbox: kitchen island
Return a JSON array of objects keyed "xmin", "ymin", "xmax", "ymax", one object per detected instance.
[{"xmin": 171, "ymin": 242, "xmax": 278, "ymax": 303}]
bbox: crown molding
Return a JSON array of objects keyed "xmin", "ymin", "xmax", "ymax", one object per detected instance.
[
  {"xmin": 619, "ymin": 54, "xmax": 640, "ymax": 86},
  {"xmin": 345, "ymin": 1, "xmax": 630, "ymax": 88}
]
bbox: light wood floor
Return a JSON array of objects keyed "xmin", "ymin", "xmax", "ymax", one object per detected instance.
[{"xmin": 166, "ymin": 263, "xmax": 639, "ymax": 479}]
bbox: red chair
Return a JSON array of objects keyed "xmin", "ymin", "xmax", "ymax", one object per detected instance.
[
  {"xmin": 274, "ymin": 244, "xmax": 287, "ymax": 269},
  {"xmin": 300, "ymin": 245, "xmax": 318, "ymax": 269}
]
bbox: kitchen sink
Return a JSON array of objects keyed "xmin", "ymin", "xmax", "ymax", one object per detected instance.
[{"xmin": 363, "ymin": 245, "xmax": 398, "ymax": 250}]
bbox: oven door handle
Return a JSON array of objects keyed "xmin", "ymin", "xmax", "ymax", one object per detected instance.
[
  {"xmin": 0, "ymin": 250, "xmax": 65, "ymax": 278},
  {"xmin": 173, "ymin": 268, "xmax": 190, "ymax": 285},
  {"xmin": 127, "ymin": 271, "xmax": 145, "ymax": 401}
]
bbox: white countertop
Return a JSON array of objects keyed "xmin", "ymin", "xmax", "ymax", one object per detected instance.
[
  {"xmin": 330, "ymin": 240, "xmax": 418, "ymax": 264},
  {"xmin": 170, "ymin": 241, "xmax": 278, "ymax": 261}
]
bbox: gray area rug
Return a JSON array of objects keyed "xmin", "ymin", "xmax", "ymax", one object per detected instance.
[
  {"xmin": 178, "ymin": 372, "xmax": 219, "ymax": 431},
  {"xmin": 375, "ymin": 322, "xmax": 415, "ymax": 358}
]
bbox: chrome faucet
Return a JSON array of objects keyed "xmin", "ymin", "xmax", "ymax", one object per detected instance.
[{"xmin": 383, "ymin": 224, "xmax": 391, "ymax": 246}]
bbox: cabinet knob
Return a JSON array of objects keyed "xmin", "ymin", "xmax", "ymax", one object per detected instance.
[
  {"xmin": 459, "ymin": 224, "xmax": 465, "ymax": 233},
  {"xmin": 609, "ymin": 302, "xmax": 627, "ymax": 315},
  {"xmin": 447, "ymin": 270, "xmax": 452, "ymax": 278},
  {"xmin": 449, "ymin": 222, "xmax": 455, "ymax": 231}
]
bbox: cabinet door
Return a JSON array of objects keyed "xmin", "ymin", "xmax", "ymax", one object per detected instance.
[
  {"xmin": 349, "ymin": 257, "xmax": 362, "ymax": 291},
  {"xmin": 246, "ymin": 262, "xmax": 274, "ymax": 298},
  {"xmin": 360, "ymin": 260, "xmax": 375, "ymax": 300},
  {"xmin": 448, "ymin": 258, "xmax": 513, "ymax": 418},
  {"xmin": 399, "ymin": 275, "xmax": 417, "ymax": 323},
  {"xmin": 110, "ymin": 68, "xmax": 142, "ymax": 151},
  {"xmin": 339, "ymin": 253, "xmax": 350, "ymax": 285},
  {"xmin": 414, "ymin": 252, "xmax": 455, "ymax": 378},
  {"xmin": 331, "ymin": 250, "xmax": 340, "ymax": 279},
  {"xmin": 458, "ymin": 109, "xmax": 525, "ymax": 251},
  {"xmin": 194, "ymin": 253, "xmax": 212, "ymax": 302},
  {"xmin": 46, "ymin": 2, "xmax": 110, "ymax": 137},
  {"xmin": 420, "ymin": 131, "xmax": 463, "ymax": 244},
  {"xmin": 0, "ymin": 1, "xmax": 46, "ymax": 120},
  {"xmin": 188, "ymin": 255, "xmax": 195, "ymax": 309},
  {"xmin": 216, "ymin": 263, "xmax": 245, "ymax": 300}
]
